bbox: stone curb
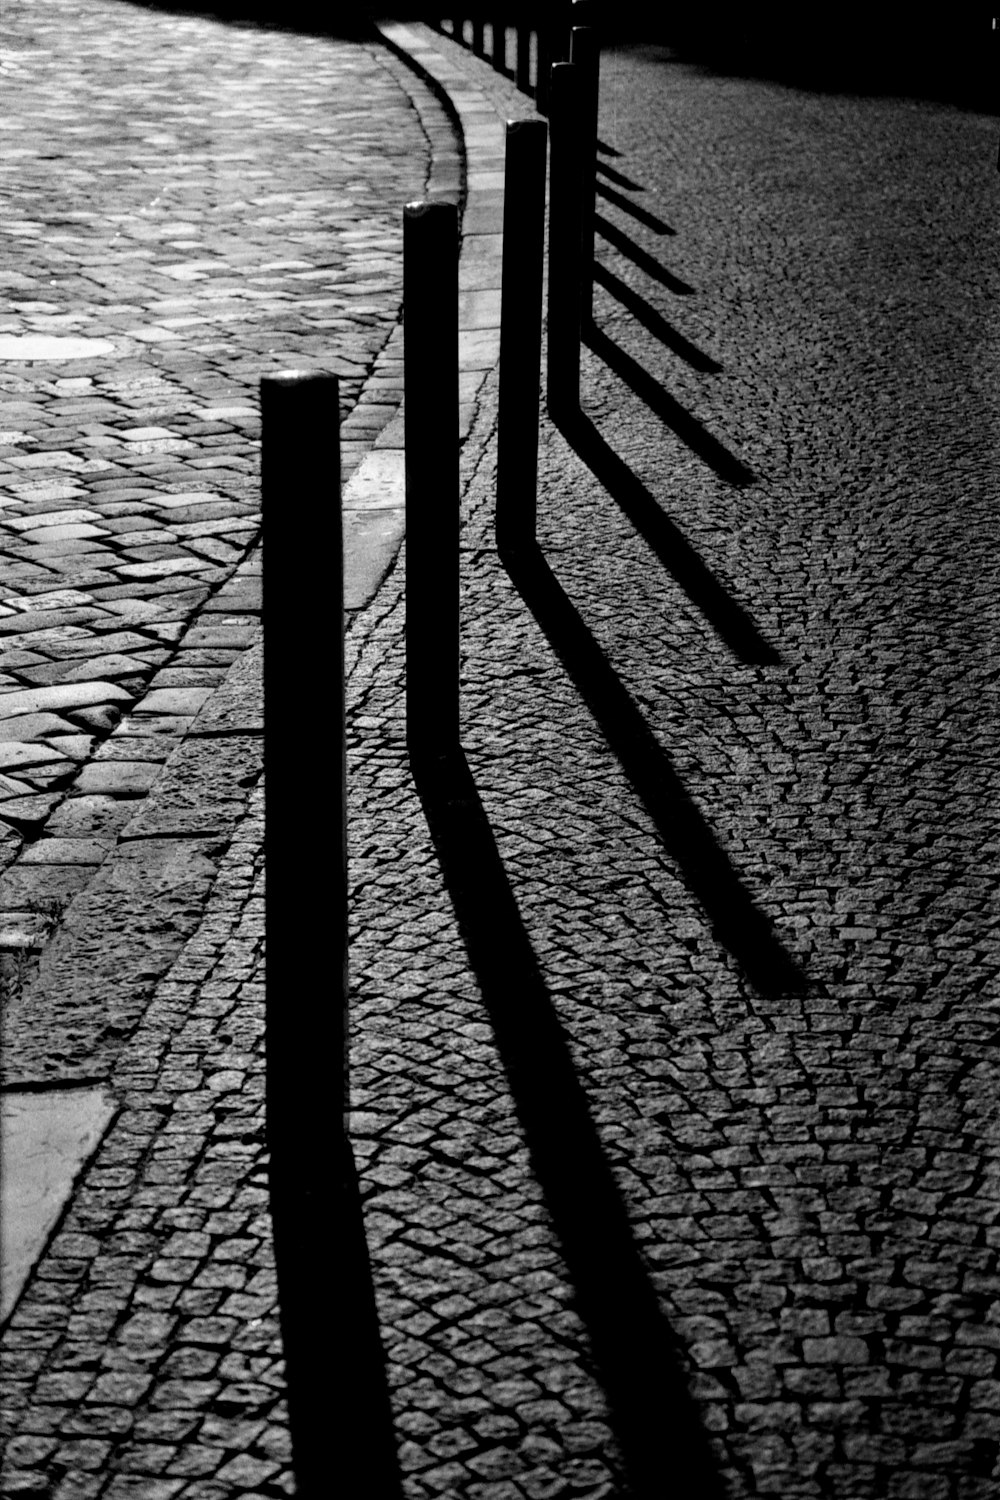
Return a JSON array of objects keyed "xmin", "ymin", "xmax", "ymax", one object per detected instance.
[
  {"xmin": 0, "ymin": 22, "xmax": 484, "ymax": 955},
  {"xmin": 343, "ymin": 20, "xmax": 512, "ymax": 612}
]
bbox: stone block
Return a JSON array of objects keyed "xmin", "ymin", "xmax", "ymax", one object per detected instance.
[
  {"xmin": 0, "ymin": 683, "xmax": 133, "ymax": 719},
  {"xmin": 117, "ymin": 735, "xmax": 261, "ymax": 840}
]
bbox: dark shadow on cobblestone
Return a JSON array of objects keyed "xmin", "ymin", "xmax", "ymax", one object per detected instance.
[
  {"xmin": 585, "ymin": 327, "xmax": 755, "ymax": 486},
  {"xmin": 606, "ymin": 20, "xmax": 999, "ymax": 112},
  {"xmin": 593, "ymin": 263, "xmax": 724, "ymax": 373},
  {"xmin": 554, "ymin": 408, "xmax": 776, "ymax": 664},
  {"xmin": 502, "ymin": 544, "xmax": 807, "ymax": 996},
  {"xmin": 595, "ymin": 215, "xmax": 695, "ymax": 295},
  {"xmin": 412, "ymin": 744, "xmax": 727, "ymax": 1500},
  {"xmin": 120, "ymin": 0, "xmax": 375, "ymax": 39},
  {"xmin": 596, "ymin": 180, "xmax": 676, "ymax": 235},
  {"xmin": 596, "ymin": 160, "xmax": 646, "ymax": 192},
  {"xmin": 270, "ymin": 1141, "xmax": 404, "ymax": 1498}
]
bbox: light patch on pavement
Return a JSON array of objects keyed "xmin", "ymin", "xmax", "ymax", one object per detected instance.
[
  {"xmin": 0, "ymin": 1085, "xmax": 116, "ymax": 1325},
  {"xmin": 0, "ymin": 335, "xmax": 117, "ymax": 360}
]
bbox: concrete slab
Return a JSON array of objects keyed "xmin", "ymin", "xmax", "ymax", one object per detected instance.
[
  {"xmin": 344, "ymin": 507, "xmax": 405, "ymax": 611},
  {"xmin": 343, "ymin": 448, "xmax": 405, "ymax": 512},
  {"xmin": 0, "ymin": 336, "xmax": 117, "ymax": 361},
  {"xmin": 0, "ymin": 1085, "xmax": 116, "ymax": 1325}
]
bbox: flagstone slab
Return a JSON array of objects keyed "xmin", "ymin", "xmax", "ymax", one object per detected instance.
[
  {"xmin": 0, "ymin": 1086, "xmax": 117, "ymax": 1325},
  {"xmin": 0, "ymin": 336, "xmax": 117, "ymax": 361},
  {"xmin": 0, "ymin": 682, "xmax": 133, "ymax": 719}
]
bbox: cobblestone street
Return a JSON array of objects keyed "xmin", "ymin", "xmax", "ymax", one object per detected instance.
[{"xmin": 2, "ymin": 8, "xmax": 1000, "ymax": 1500}]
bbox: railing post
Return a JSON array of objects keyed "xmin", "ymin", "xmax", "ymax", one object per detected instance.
[
  {"xmin": 497, "ymin": 119, "xmax": 548, "ymax": 556},
  {"xmin": 570, "ymin": 23, "xmax": 600, "ymax": 328},
  {"xmin": 404, "ymin": 200, "xmax": 460, "ymax": 760},
  {"xmin": 547, "ymin": 62, "xmax": 584, "ymax": 422},
  {"xmin": 261, "ymin": 370, "xmax": 346, "ymax": 1498}
]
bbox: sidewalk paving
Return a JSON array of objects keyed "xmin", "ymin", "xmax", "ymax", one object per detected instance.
[
  {"xmin": 3, "ymin": 9, "xmax": 1000, "ymax": 1500},
  {"xmin": 0, "ymin": 5, "xmax": 465, "ymax": 1494}
]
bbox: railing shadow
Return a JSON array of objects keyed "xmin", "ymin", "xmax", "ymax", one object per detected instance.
[
  {"xmin": 593, "ymin": 263, "xmax": 723, "ymax": 373},
  {"xmin": 583, "ymin": 325, "xmax": 755, "ymax": 487},
  {"xmin": 411, "ymin": 744, "xmax": 728, "ymax": 1500},
  {"xmin": 500, "ymin": 543, "xmax": 806, "ymax": 998},
  {"xmin": 551, "ymin": 406, "xmax": 778, "ymax": 666}
]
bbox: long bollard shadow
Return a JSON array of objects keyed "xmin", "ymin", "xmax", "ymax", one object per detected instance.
[
  {"xmin": 593, "ymin": 262, "xmax": 723, "ymax": 373},
  {"xmin": 596, "ymin": 179, "xmax": 676, "ymax": 234},
  {"xmin": 595, "ymin": 214, "xmax": 695, "ymax": 294},
  {"xmin": 584, "ymin": 324, "xmax": 755, "ymax": 487},
  {"xmin": 411, "ymin": 745, "xmax": 728, "ymax": 1500},
  {"xmin": 270, "ymin": 1104, "xmax": 405, "ymax": 1500},
  {"xmin": 500, "ymin": 544, "xmax": 807, "ymax": 997},
  {"xmin": 341, "ymin": 1142, "xmax": 407, "ymax": 1497},
  {"xmin": 552, "ymin": 406, "xmax": 779, "ymax": 665},
  {"xmin": 596, "ymin": 160, "xmax": 647, "ymax": 192}
]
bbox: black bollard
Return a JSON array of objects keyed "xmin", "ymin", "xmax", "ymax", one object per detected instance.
[
  {"xmin": 261, "ymin": 370, "xmax": 347, "ymax": 1499},
  {"xmin": 492, "ymin": 16, "xmax": 506, "ymax": 70},
  {"xmin": 497, "ymin": 119, "xmax": 548, "ymax": 556},
  {"xmin": 404, "ymin": 201, "xmax": 460, "ymax": 760},
  {"xmin": 516, "ymin": 19, "xmax": 532, "ymax": 93},
  {"xmin": 536, "ymin": 25, "xmax": 552, "ymax": 113},
  {"xmin": 547, "ymin": 62, "xmax": 585, "ymax": 421},
  {"xmin": 570, "ymin": 24, "xmax": 600, "ymax": 327}
]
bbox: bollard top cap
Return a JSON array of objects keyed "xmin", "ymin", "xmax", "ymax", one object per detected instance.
[
  {"xmin": 404, "ymin": 199, "xmax": 457, "ymax": 221},
  {"xmin": 260, "ymin": 370, "xmax": 339, "ymax": 392},
  {"xmin": 506, "ymin": 117, "xmax": 547, "ymax": 137}
]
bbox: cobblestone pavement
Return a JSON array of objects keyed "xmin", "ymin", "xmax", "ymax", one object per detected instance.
[
  {"xmin": 3, "ymin": 12, "xmax": 1000, "ymax": 1500},
  {"xmin": 0, "ymin": 0, "xmax": 448, "ymax": 957},
  {"xmin": 344, "ymin": 28, "xmax": 1000, "ymax": 1500},
  {"xmin": 0, "ymin": 0, "xmax": 465, "ymax": 1084},
  {"xmin": 0, "ymin": 3, "xmax": 455, "ymax": 1495}
]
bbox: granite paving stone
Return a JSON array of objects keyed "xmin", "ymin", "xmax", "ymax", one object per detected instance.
[{"xmin": 3, "ymin": 10, "xmax": 999, "ymax": 1500}]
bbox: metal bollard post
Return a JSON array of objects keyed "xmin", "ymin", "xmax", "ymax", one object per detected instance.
[
  {"xmin": 570, "ymin": 24, "xmax": 600, "ymax": 328},
  {"xmin": 516, "ymin": 19, "xmax": 531, "ymax": 93},
  {"xmin": 535, "ymin": 24, "xmax": 552, "ymax": 113},
  {"xmin": 497, "ymin": 119, "xmax": 548, "ymax": 555},
  {"xmin": 261, "ymin": 370, "xmax": 346, "ymax": 1497},
  {"xmin": 492, "ymin": 16, "xmax": 506, "ymax": 70},
  {"xmin": 546, "ymin": 62, "xmax": 585, "ymax": 421},
  {"xmin": 404, "ymin": 201, "xmax": 460, "ymax": 760},
  {"xmin": 551, "ymin": 0, "xmax": 574, "ymax": 61}
]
